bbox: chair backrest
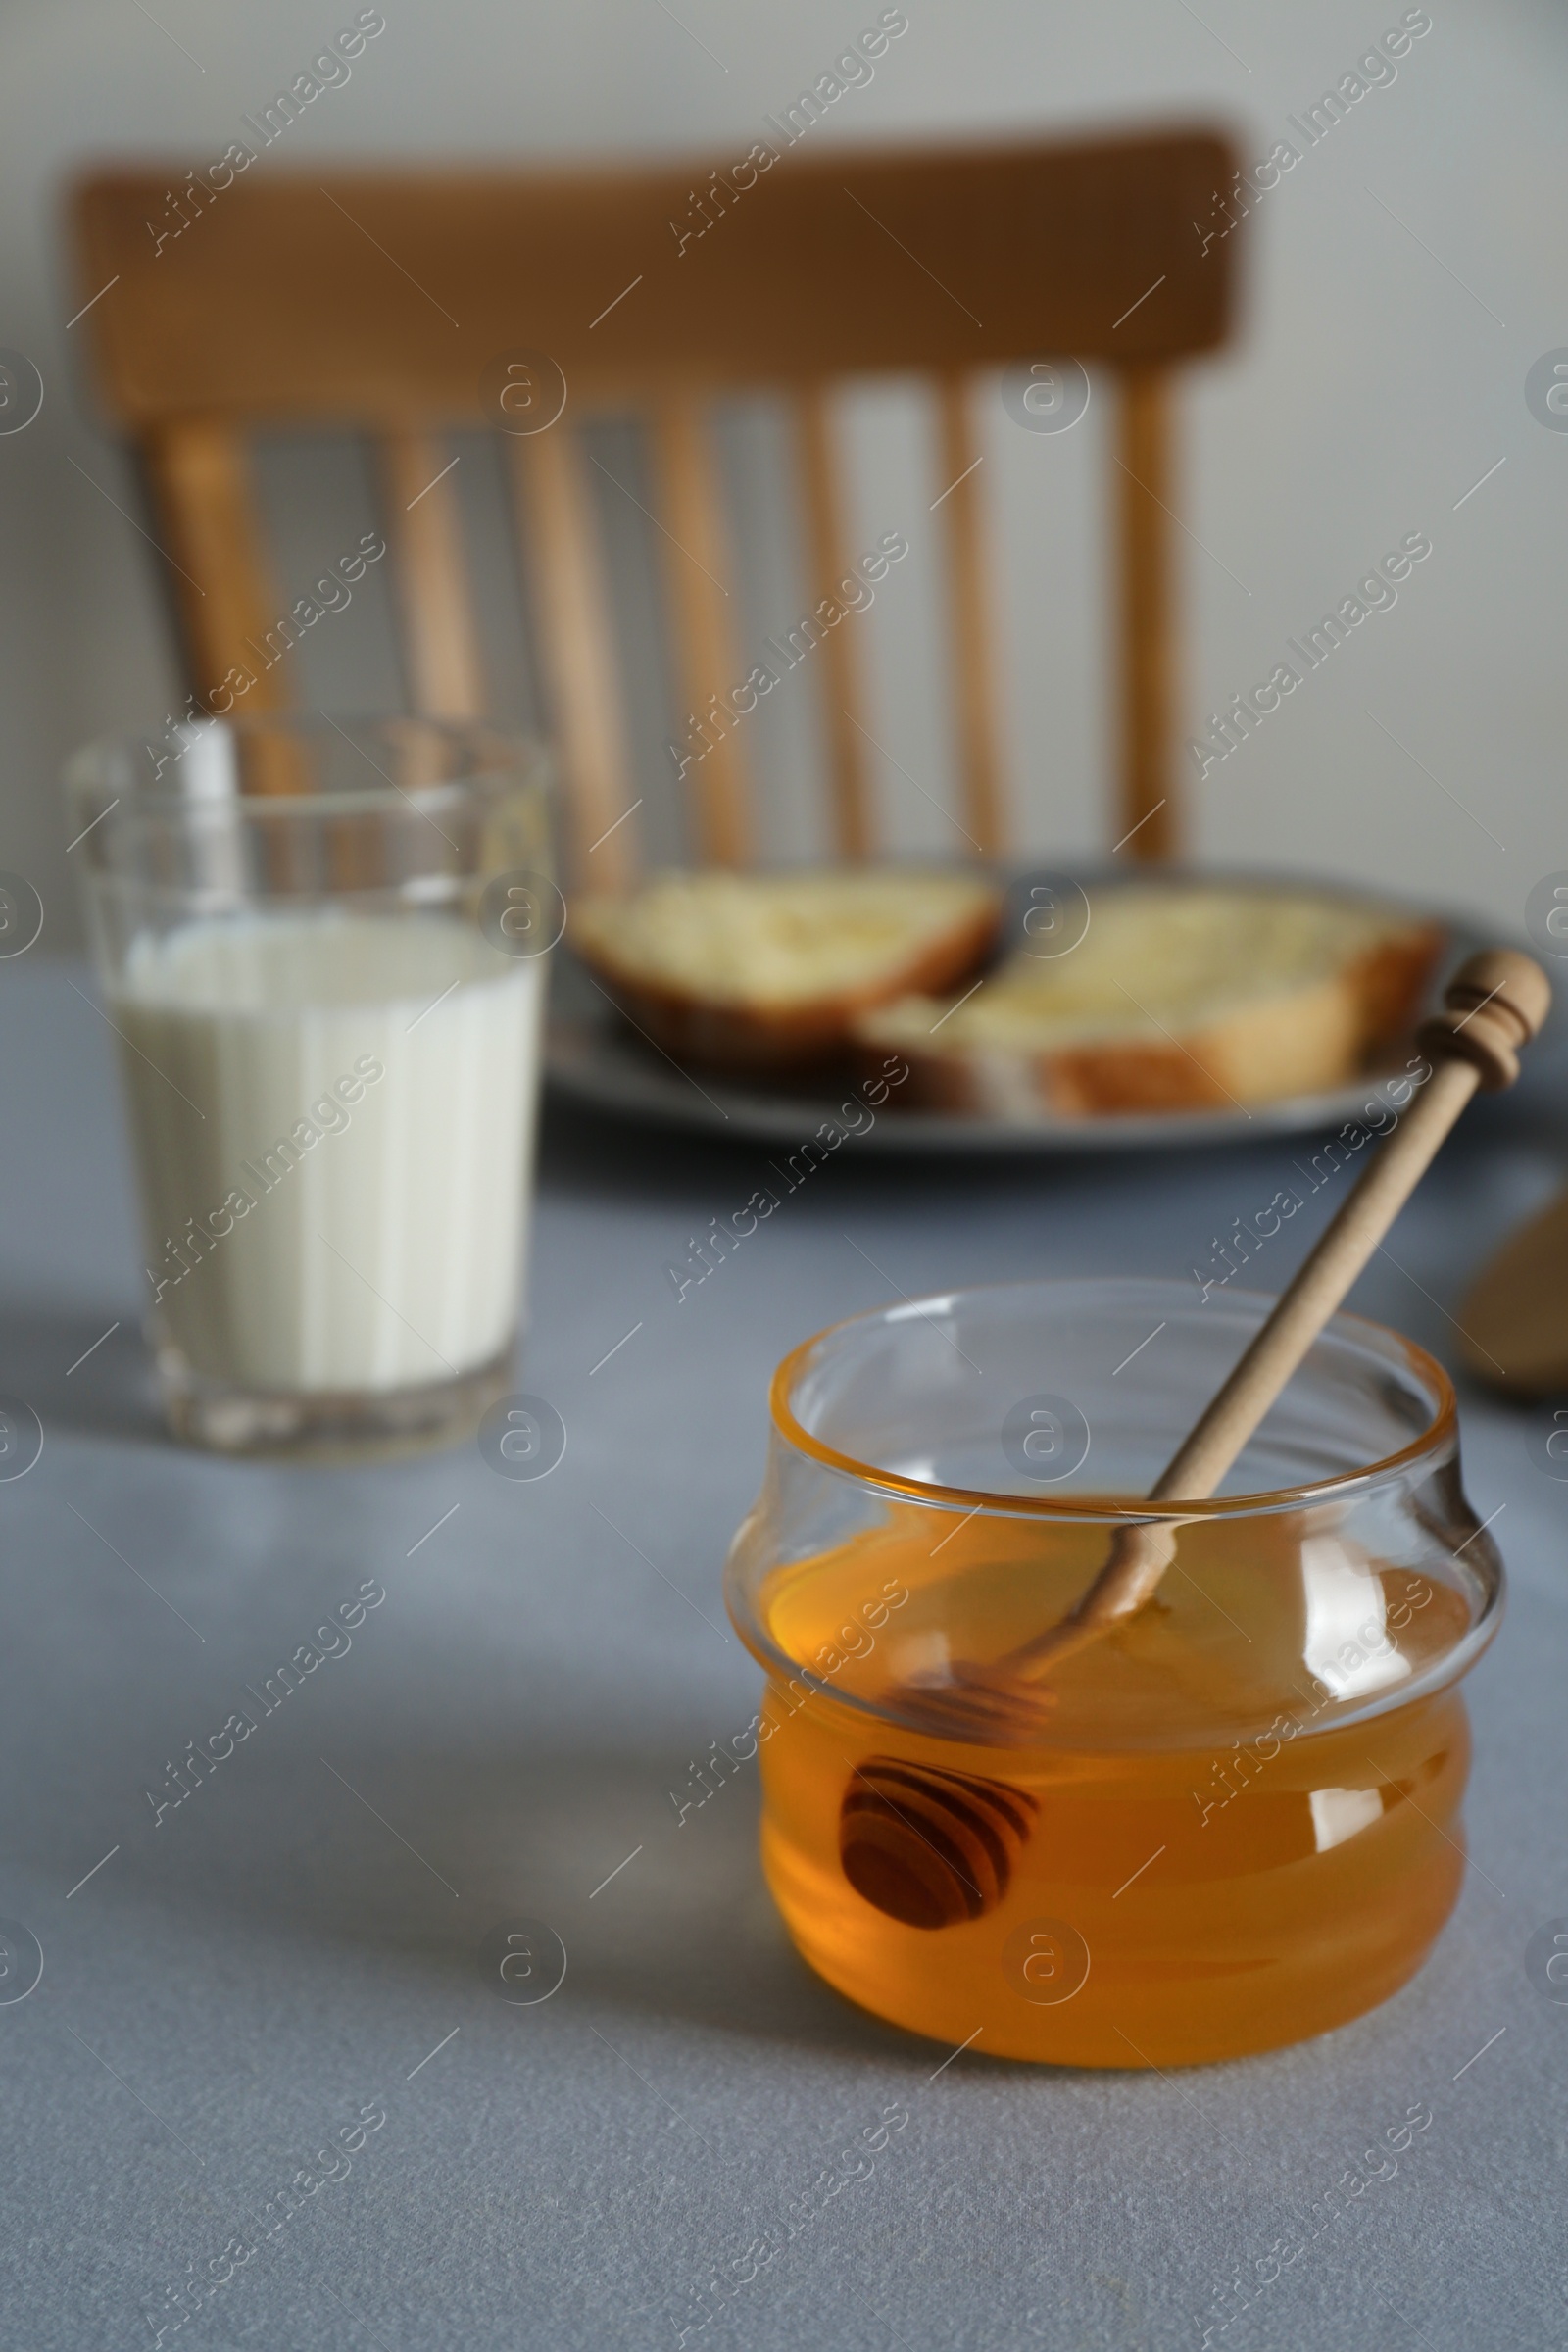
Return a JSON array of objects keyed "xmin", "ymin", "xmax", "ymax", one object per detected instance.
[{"xmin": 72, "ymin": 126, "xmax": 1239, "ymax": 889}]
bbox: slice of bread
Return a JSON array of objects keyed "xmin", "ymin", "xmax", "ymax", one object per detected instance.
[
  {"xmin": 570, "ymin": 867, "xmax": 1003, "ymax": 1073},
  {"xmin": 852, "ymin": 885, "xmax": 1445, "ymax": 1116}
]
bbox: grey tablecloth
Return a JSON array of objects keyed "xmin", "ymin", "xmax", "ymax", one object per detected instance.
[{"xmin": 4, "ymin": 957, "xmax": 1567, "ymax": 2352}]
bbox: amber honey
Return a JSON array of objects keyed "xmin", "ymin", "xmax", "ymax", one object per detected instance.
[{"xmin": 752, "ymin": 1509, "xmax": 1473, "ymax": 2067}]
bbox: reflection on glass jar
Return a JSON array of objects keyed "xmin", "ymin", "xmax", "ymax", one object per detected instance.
[{"xmin": 725, "ymin": 1279, "xmax": 1500, "ymax": 2068}]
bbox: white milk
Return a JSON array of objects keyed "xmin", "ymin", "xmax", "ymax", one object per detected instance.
[{"xmin": 112, "ymin": 908, "xmax": 543, "ymax": 1394}]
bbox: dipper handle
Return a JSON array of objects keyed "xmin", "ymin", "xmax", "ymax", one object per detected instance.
[{"xmin": 1009, "ymin": 948, "xmax": 1551, "ymax": 1675}]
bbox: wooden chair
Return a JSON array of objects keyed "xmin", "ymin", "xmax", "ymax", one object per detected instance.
[{"xmin": 71, "ymin": 128, "xmax": 1239, "ymax": 890}]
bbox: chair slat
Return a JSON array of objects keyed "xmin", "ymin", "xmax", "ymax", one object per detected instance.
[
  {"xmin": 1115, "ymin": 368, "xmax": 1176, "ymax": 862},
  {"xmin": 795, "ymin": 387, "xmax": 873, "ymax": 860},
  {"xmin": 141, "ymin": 418, "xmax": 289, "ymax": 714},
  {"xmin": 935, "ymin": 375, "xmax": 1004, "ymax": 859},
  {"xmin": 509, "ymin": 429, "xmax": 637, "ymax": 891},
  {"xmin": 378, "ymin": 430, "xmax": 485, "ymax": 717},
  {"xmin": 74, "ymin": 135, "xmax": 1238, "ymax": 421},
  {"xmin": 647, "ymin": 399, "xmax": 750, "ymax": 867}
]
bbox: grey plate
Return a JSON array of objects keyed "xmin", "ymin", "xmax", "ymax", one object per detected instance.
[{"xmin": 544, "ymin": 869, "xmax": 1490, "ymax": 1156}]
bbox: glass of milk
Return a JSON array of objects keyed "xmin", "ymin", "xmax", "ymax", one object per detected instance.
[{"xmin": 65, "ymin": 716, "xmax": 556, "ymax": 1456}]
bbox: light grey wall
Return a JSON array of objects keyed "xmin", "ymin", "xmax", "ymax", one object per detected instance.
[{"xmin": 1, "ymin": 0, "xmax": 1563, "ymax": 945}]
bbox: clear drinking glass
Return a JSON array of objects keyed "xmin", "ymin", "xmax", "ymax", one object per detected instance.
[
  {"xmin": 66, "ymin": 715, "xmax": 555, "ymax": 1457},
  {"xmin": 724, "ymin": 1278, "xmax": 1501, "ymax": 2067}
]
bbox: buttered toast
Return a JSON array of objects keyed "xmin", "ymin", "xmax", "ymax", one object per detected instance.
[
  {"xmin": 852, "ymin": 886, "xmax": 1444, "ymax": 1116},
  {"xmin": 570, "ymin": 868, "xmax": 1002, "ymax": 1072}
]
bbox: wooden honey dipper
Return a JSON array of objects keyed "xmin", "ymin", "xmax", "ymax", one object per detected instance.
[{"xmin": 840, "ymin": 948, "xmax": 1550, "ymax": 1931}]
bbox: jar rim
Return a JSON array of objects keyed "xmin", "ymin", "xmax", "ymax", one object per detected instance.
[
  {"xmin": 62, "ymin": 714, "xmax": 552, "ymax": 828},
  {"xmin": 768, "ymin": 1275, "xmax": 1458, "ymax": 1521}
]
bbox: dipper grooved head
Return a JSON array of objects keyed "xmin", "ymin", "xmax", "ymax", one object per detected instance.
[{"xmin": 1416, "ymin": 947, "xmax": 1551, "ymax": 1091}]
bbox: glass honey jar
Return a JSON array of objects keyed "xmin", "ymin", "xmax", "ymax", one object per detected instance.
[{"xmin": 724, "ymin": 1279, "xmax": 1500, "ymax": 2067}]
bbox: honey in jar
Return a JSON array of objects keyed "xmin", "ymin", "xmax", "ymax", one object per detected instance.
[{"xmin": 725, "ymin": 1281, "xmax": 1499, "ymax": 2067}]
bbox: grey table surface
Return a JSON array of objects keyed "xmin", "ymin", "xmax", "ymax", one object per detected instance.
[{"xmin": 4, "ymin": 956, "xmax": 1568, "ymax": 2352}]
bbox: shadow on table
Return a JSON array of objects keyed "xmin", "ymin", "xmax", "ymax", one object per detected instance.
[
  {"xmin": 45, "ymin": 1728, "xmax": 921, "ymax": 2066},
  {"xmin": 0, "ymin": 1298, "xmax": 165, "ymax": 1446}
]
